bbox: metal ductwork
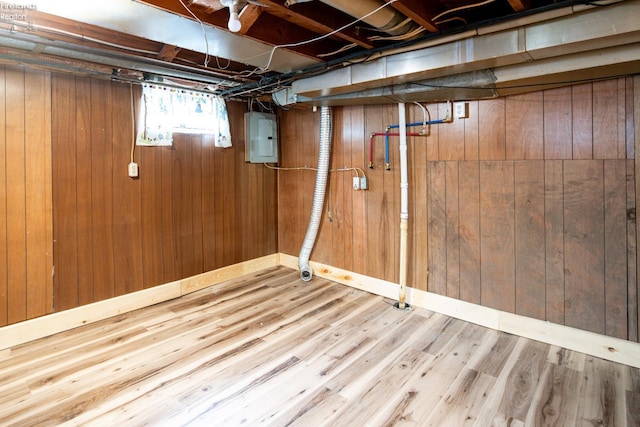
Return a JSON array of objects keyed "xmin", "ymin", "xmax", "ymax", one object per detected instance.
[
  {"xmin": 274, "ymin": 0, "xmax": 640, "ymax": 106},
  {"xmin": 318, "ymin": 0, "xmax": 414, "ymax": 36}
]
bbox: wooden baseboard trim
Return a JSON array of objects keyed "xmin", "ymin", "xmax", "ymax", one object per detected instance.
[
  {"xmin": 0, "ymin": 254, "xmax": 280, "ymax": 350},
  {"xmin": 279, "ymin": 253, "xmax": 640, "ymax": 368}
]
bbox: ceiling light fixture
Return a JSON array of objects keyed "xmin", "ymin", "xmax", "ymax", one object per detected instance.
[{"xmin": 220, "ymin": 0, "xmax": 242, "ymax": 32}]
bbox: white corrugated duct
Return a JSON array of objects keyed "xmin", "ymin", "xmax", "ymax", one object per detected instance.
[{"xmin": 298, "ymin": 106, "xmax": 332, "ymax": 281}]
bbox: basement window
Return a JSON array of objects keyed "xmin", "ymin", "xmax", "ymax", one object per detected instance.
[{"xmin": 137, "ymin": 84, "xmax": 231, "ymax": 148}]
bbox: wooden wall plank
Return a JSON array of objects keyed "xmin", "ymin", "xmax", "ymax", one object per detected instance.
[
  {"xmin": 5, "ymin": 66, "xmax": 26, "ymax": 324},
  {"xmin": 544, "ymin": 160, "xmax": 565, "ymax": 324},
  {"xmin": 458, "ymin": 161, "xmax": 481, "ymax": 304},
  {"xmin": 350, "ymin": 106, "xmax": 367, "ymax": 276},
  {"xmin": 331, "ymin": 107, "xmax": 346, "ymax": 269},
  {"xmin": 75, "ymin": 77, "xmax": 94, "ymax": 306},
  {"xmin": 276, "ymin": 109, "xmax": 296, "ymax": 256},
  {"xmin": 51, "ymin": 74, "xmax": 78, "ymax": 311},
  {"xmin": 618, "ymin": 79, "xmax": 628, "ymax": 160},
  {"xmin": 223, "ymin": 139, "xmax": 239, "ymax": 266},
  {"xmin": 635, "ymin": 75, "xmax": 640, "ymax": 342},
  {"xmin": 201, "ymin": 134, "xmax": 216, "ymax": 272},
  {"xmin": 365, "ymin": 105, "xmax": 388, "ymax": 281},
  {"xmin": 191, "ymin": 135, "xmax": 204, "ymax": 273},
  {"xmin": 410, "ymin": 106, "xmax": 428, "ymax": 290},
  {"xmin": 161, "ymin": 144, "xmax": 178, "ymax": 282},
  {"xmin": 593, "ymin": 80, "xmax": 619, "ymax": 160},
  {"xmin": 478, "ymin": 99, "xmax": 505, "ymax": 160},
  {"xmin": 544, "ymin": 87, "xmax": 572, "ymax": 160},
  {"xmin": 626, "ymin": 77, "xmax": 635, "ymax": 160},
  {"xmin": 43, "ymin": 72, "xmax": 53, "ymax": 317},
  {"xmin": 24, "ymin": 69, "xmax": 51, "ymax": 318},
  {"xmin": 427, "ymin": 161, "xmax": 446, "ymax": 295},
  {"xmin": 506, "ymin": 92, "xmax": 544, "ymax": 160},
  {"xmin": 564, "ymin": 160, "xmax": 605, "ymax": 334},
  {"xmin": 140, "ymin": 144, "xmax": 165, "ymax": 288},
  {"xmin": 90, "ymin": 79, "xmax": 115, "ymax": 302},
  {"xmin": 572, "ymin": 83, "xmax": 593, "ymax": 160},
  {"xmin": 262, "ymin": 163, "xmax": 278, "ymax": 258},
  {"xmin": 479, "ymin": 161, "xmax": 515, "ymax": 313},
  {"xmin": 445, "ymin": 162, "xmax": 460, "ymax": 298},
  {"xmin": 112, "ymin": 83, "xmax": 143, "ymax": 297},
  {"xmin": 439, "ymin": 104, "xmax": 465, "ymax": 161},
  {"xmin": 514, "ymin": 160, "xmax": 545, "ymax": 320},
  {"xmin": 0, "ymin": 66, "xmax": 6, "ymax": 326},
  {"xmin": 171, "ymin": 134, "xmax": 195, "ymax": 278},
  {"xmin": 425, "ymin": 104, "xmax": 439, "ymax": 161},
  {"xmin": 626, "ymin": 158, "xmax": 638, "ymax": 342},
  {"xmin": 464, "ymin": 101, "xmax": 479, "ymax": 161},
  {"xmin": 338, "ymin": 106, "xmax": 353, "ymax": 272},
  {"xmin": 604, "ymin": 160, "xmax": 628, "ymax": 339}
]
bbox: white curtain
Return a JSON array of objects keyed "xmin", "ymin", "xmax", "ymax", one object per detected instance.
[
  {"xmin": 137, "ymin": 84, "xmax": 232, "ymax": 147},
  {"xmin": 137, "ymin": 84, "xmax": 174, "ymax": 146}
]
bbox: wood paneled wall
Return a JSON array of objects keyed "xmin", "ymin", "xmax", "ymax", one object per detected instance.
[
  {"xmin": 278, "ymin": 77, "xmax": 639, "ymax": 341},
  {"xmin": 51, "ymin": 74, "xmax": 277, "ymax": 313},
  {"xmin": 0, "ymin": 65, "xmax": 53, "ymax": 326}
]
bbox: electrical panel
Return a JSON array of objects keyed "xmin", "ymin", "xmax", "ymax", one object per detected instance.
[{"xmin": 245, "ymin": 112, "xmax": 278, "ymax": 163}]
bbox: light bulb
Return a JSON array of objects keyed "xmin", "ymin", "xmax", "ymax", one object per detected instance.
[{"xmin": 228, "ymin": 12, "xmax": 241, "ymax": 32}]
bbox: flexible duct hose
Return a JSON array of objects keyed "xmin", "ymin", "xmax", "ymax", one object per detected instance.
[{"xmin": 298, "ymin": 106, "xmax": 332, "ymax": 281}]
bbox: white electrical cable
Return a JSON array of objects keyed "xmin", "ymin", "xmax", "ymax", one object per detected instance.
[
  {"xmin": 264, "ymin": 163, "xmax": 366, "ymax": 178},
  {"xmin": 432, "ymin": 0, "xmax": 496, "ymax": 22},
  {"xmin": 255, "ymin": 0, "xmax": 398, "ymax": 73},
  {"xmin": 130, "ymin": 84, "xmax": 136, "ymax": 163},
  {"xmin": 177, "ymin": 0, "xmax": 211, "ymax": 67}
]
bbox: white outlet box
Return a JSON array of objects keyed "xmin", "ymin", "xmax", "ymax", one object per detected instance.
[
  {"xmin": 454, "ymin": 102, "xmax": 468, "ymax": 119},
  {"xmin": 128, "ymin": 162, "xmax": 139, "ymax": 178}
]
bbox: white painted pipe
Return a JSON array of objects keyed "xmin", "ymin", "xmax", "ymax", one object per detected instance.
[{"xmin": 398, "ymin": 102, "xmax": 409, "ymax": 309}]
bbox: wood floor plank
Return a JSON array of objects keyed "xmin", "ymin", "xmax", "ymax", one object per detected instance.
[{"xmin": 0, "ymin": 267, "xmax": 638, "ymax": 426}]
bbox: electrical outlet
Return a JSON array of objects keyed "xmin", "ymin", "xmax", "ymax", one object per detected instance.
[
  {"xmin": 352, "ymin": 176, "xmax": 360, "ymax": 190},
  {"xmin": 128, "ymin": 162, "xmax": 139, "ymax": 178},
  {"xmin": 455, "ymin": 102, "xmax": 468, "ymax": 119},
  {"xmin": 359, "ymin": 176, "xmax": 368, "ymax": 190}
]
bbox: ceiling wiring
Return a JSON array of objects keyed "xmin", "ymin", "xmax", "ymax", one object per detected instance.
[
  {"xmin": 434, "ymin": 17, "xmax": 468, "ymax": 26},
  {"xmin": 368, "ymin": 26, "xmax": 426, "ymax": 42},
  {"xmin": 432, "ymin": 0, "xmax": 497, "ymax": 22},
  {"xmin": 177, "ymin": 0, "xmax": 211, "ymax": 67},
  {"xmin": 317, "ymin": 43, "xmax": 358, "ymax": 58},
  {"xmin": 253, "ymin": 0, "xmax": 399, "ymax": 73}
]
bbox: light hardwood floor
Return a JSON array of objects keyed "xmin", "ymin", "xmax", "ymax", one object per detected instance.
[{"xmin": 1, "ymin": 266, "xmax": 639, "ymax": 426}]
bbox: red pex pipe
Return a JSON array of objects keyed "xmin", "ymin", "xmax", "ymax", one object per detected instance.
[{"xmin": 368, "ymin": 132, "xmax": 426, "ymax": 169}]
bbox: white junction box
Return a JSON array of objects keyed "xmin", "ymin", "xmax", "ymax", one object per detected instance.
[
  {"xmin": 245, "ymin": 112, "xmax": 278, "ymax": 163},
  {"xmin": 454, "ymin": 102, "xmax": 469, "ymax": 119}
]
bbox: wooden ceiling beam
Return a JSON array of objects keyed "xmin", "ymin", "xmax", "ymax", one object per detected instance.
[
  {"xmin": 506, "ymin": 0, "xmax": 530, "ymax": 12},
  {"xmin": 239, "ymin": 4, "xmax": 262, "ymax": 35},
  {"xmin": 259, "ymin": 0, "xmax": 374, "ymax": 49},
  {"xmin": 389, "ymin": 0, "xmax": 439, "ymax": 33},
  {"xmin": 158, "ymin": 44, "xmax": 181, "ymax": 62}
]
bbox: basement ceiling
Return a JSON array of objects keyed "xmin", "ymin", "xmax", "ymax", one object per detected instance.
[{"xmin": 1, "ymin": 0, "xmax": 639, "ymax": 103}]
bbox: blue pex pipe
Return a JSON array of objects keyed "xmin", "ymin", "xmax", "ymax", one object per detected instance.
[
  {"xmin": 385, "ymin": 119, "xmax": 446, "ymax": 168},
  {"xmin": 385, "ymin": 132, "xmax": 390, "ymax": 170}
]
